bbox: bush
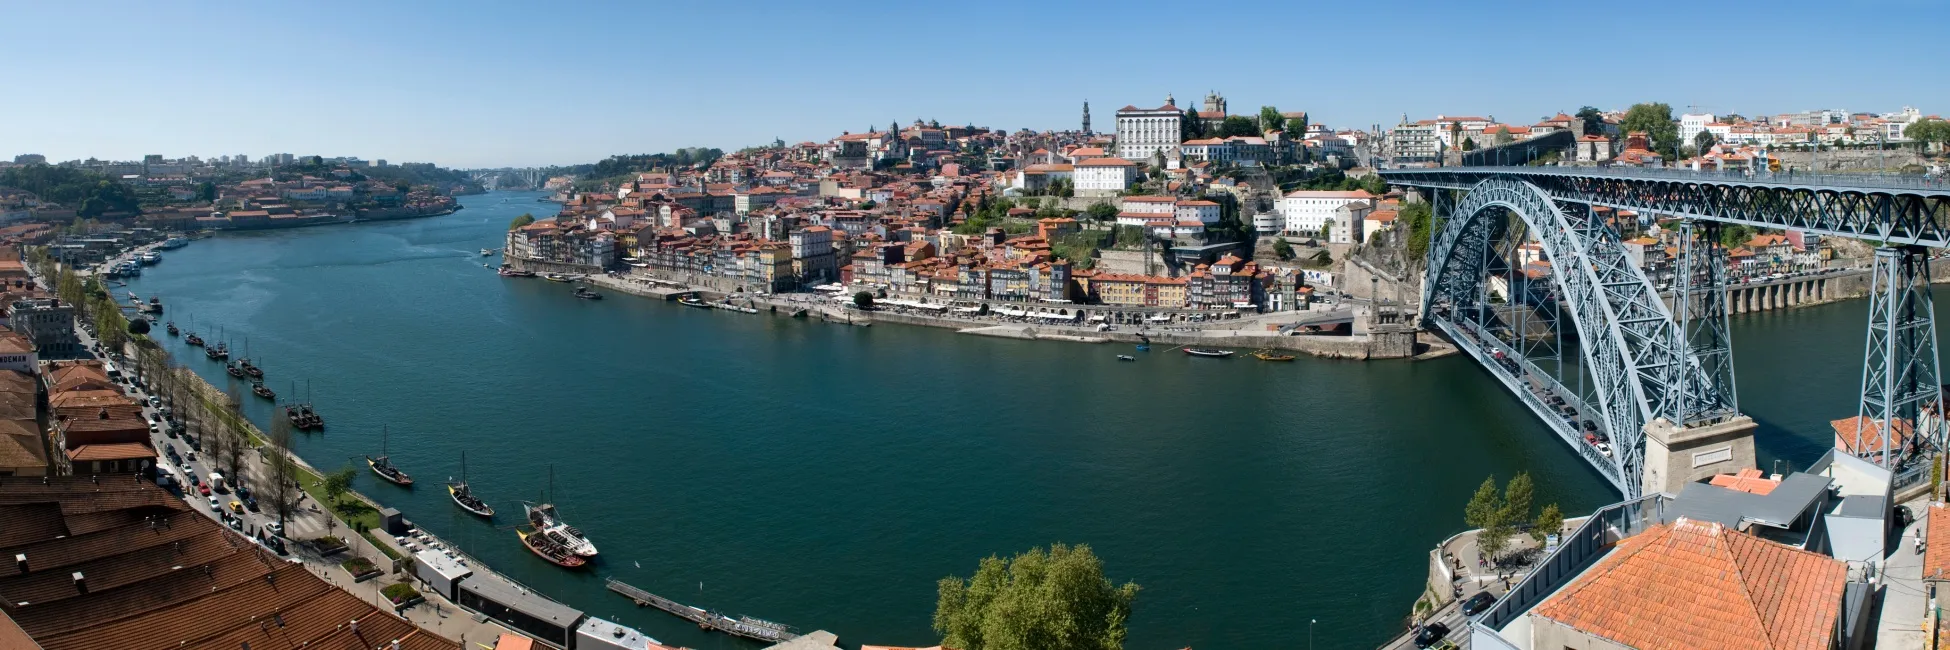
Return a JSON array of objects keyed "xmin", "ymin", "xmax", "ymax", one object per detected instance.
[
  {"xmin": 852, "ymin": 292, "xmax": 874, "ymax": 309},
  {"xmin": 381, "ymin": 582, "xmax": 420, "ymax": 604},
  {"xmin": 341, "ymin": 557, "xmax": 377, "ymax": 575}
]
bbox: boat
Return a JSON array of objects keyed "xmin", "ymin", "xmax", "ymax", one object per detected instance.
[
  {"xmin": 517, "ymin": 527, "xmax": 586, "ymax": 568},
  {"xmin": 158, "ymin": 237, "xmax": 188, "ymax": 250},
  {"xmin": 1117, "ymin": 355, "xmax": 1136, "ymax": 361},
  {"xmin": 242, "ymin": 360, "xmax": 262, "ymax": 378},
  {"xmin": 544, "ymin": 273, "xmax": 574, "ymax": 283},
  {"xmin": 126, "ymin": 291, "xmax": 139, "ymax": 302},
  {"xmin": 1183, "ymin": 348, "xmax": 1235, "ymax": 358},
  {"xmin": 1134, "ymin": 344, "xmax": 1150, "ymax": 352},
  {"xmin": 366, "ymin": 426, "xmax": 413, "ymax": 486},
  {"xmin": 447, "ymin": 451, "xmax": 494, "ymax": 517},
  {"xmin": 523, "ymin": 466, "xmax": 597, "ymax": 557},
  {"xmin": 138, "ymin": 251, "xmax": 160, "ymax": 265},
  {"xmin": 165, "ymin": 321, "xmax": 178, "ymax": 336},
  {"xmin": 204, "ymin": 344, "xmax": 223, "ymax": 359},
  {"xmin": 480, "ymin": 248, "xmax": 495, "ymax": 257},
  {"xmin": 250, "ymin": 381, "xmax": 275, "ymax": 400},
  {"xmin": 144, "ymin": 297, "xmax": 162, "ymax": 313},
  {"xmin": 185, "ymin": 332, "xmax": 204, "ymax": 346},
  {"xmin": 678, "ymin": 296, "xmax": 712, "ymax": 308},
  {"xmin": 225, "ymin": 361, "xmax": 245, "ymax": 378},
  {"xmin": 210, "ymin": 341, "xmax": 229, "ymax": 360},
  {"xmin": 497, "ymin": 266, "xmax": 536, "ymax": 278},
  {"xmin": 1252, "ymin": 350, "xmax": 1297, "ymax": 362},
  {"xmin": 573, "ymin": 287, "xmax": 603, "ymax": 300}
]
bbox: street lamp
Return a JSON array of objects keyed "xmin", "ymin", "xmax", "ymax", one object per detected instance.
[{"xmin": 1310, "ymin": 619, "xmax": 1317, "ymax": 650}]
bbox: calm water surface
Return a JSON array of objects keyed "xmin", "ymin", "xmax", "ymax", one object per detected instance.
[{"xmin": 125, "ymin": 191, "xmax": 1884, "ymax": 648}]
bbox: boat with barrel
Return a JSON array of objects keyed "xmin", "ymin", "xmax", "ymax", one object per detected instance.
[
  {"xmin": 447, "ymin": 451, "xmax": 494, "ymax": 518},
  {"xmin": 184, "ymin": 315, "xmax": 203, "ymax": 346},
  {"xmin": 366, "ymin": 426, "xmax": 413, "ymax": 486},
  {"xmin": 1252, "ymin": 350, "xmax": 1296, "ymax": 362},
  {"xmin": 165, "ymin": 321, "xmax": 178, "ymax": 336},
  {"xmin": 523, "ymin": 466, "xmax": 596, "ymax": 557},
  {"xmin": 1183, "ymin": 348, "xmax": 1235, "ymax": 358},
  {"xmin": 497, "ymin": 265, "xmax": 535, "ymax": 278},
  {"xmin": 517, "ymin": 527, "xmax": 586, "ymax": 568},
  {"xmin": 250, "ymin": 381, "xmax": 275, "ymax": 400},
  {"xmin": 225, "ymin": 361, "xmax": 246, "ymax": 378}
]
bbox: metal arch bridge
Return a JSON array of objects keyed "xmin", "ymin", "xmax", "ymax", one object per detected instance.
[
  {"xmin": 469, "ymin": 168, "xmax": 545, "ymax": 190},
  {"xmin": 1381, "ymin": 166, "xmax": 1950, "ymax": 497}
]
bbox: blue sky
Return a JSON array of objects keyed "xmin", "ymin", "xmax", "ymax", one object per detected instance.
[{"xmin": 2, "ymin": 0, "xmax": 1942, "ymax": 168}]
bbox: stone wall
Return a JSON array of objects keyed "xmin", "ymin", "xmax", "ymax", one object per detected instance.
[{"xmin": 1772, "ymin": 148, "xmax": 1929, "ymax": 172}]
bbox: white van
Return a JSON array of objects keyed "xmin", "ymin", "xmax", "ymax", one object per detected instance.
[{"xmin": 207, "ymin": 472, "xmax": 227, "ymax": 493}]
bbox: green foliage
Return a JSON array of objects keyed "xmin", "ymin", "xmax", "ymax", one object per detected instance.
[
  {"xmin": 195, "ymin": 182, "xmax": 217, "ymax": 202},
  {"xmin": 0, "ymin": 165, "xmax": 142, "ymax": 216},
  {"xmin": 1285, "ymin": 114, "xmax": 1309, "ymax": 137},
  {"xmin": 1463, "ymin": 476, "xmax": 1501, "ymax": 531},
  {"xmin": 341, "ymin": 557, "xmax": 377, "ymax": 575},
  {"xmin": 1620, "ymin": 102, "xmax": 1681, "ymax": 158},
  {"xmin": 1907, "ymin": 119, "xmax": 1950, "ymax": 148},
  {"xmin": 852, "ymin": 291, "xmax": 874, "ymax": 309},
  {"xmin": 934, "ymin": 543, "xmax": 1138, "ymax": 650},
  {"xmin": 1399, "ymin": 201, "xmax": 1434, "ymax": 261},
  {"xmin": 1215, "ymin": 116, "xmax": 1260, "ymax": 138},
  {"xmin": 1574, "ymin": 106, "xmax": 1605, "ymax": 136},
  {"xmin": 1294, "ymin": 169, "xmax": 1388, "ymax": 196},
  {"xmin": 1272, "ymin": 238, "xmax": 1294, "ymax": 260},
  {"xmin": 322, "ymin": 466, "xmax": 356, "ymax": 506},
  {"xmin": 1532, "ymin": 503, "xmax": 1564, "ymax": 543},
  {"xmin": 1501, "ymin": 472, "xmax": 1534, "ymax": 527},
  {"xmin": 127, "ymin": 318, "xmax": 150, "ymax": 335},
  {"xmin": 1719, "ymin": 223, "xmax": 1757, "ymax": 248},
  {"xmin": 509, "ymin": 213, "xmax": 536, "ymax": 230},
  {"xmin": 1493, "ymin": 128, "xmax": 1514, "ymax": 146},
  {"xmin": 381, "ymin": 583, "xmax": 420, "ymax": 603},
  {"xmin": 1693, "ymin": 130, "xmax": 1717, "ymax": 153},
  {"xmin": 1085, "ymin": 202, "xmax": 1117, "ymax": 223},
  {"xmin": 1257, "ymin": 106, "xmax": 1284, "ymax": 134},
  {"xmin": 1050, "ymin": 231, "xmax": 1105, "ymax": 270},
  {"xmin": 1461, "ymin": 138, "xmax": 1478, "ymax": 152},
  {"xmin": 1181, "ymin": 108, "xmax": 1205, "ymax": 141}
]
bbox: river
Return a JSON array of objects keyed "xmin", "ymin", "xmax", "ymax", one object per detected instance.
[{"xmin": 122, "ymin": 191, "xmax": 1888, "ymax": 649}]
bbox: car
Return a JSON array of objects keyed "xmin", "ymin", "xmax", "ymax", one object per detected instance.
[
  {"xmin": 184, "ymin": 471, "xmax": 198, "ymax": 486},
  {"xmin": 1461, "ymin": 591, "xmax": 1496, "ymax": 616},
  {"xmin": 244, "ymin": 496, "xmax": 259, "ymax": 512},
  {"xmin": 207, "ymin": 495, "xmax": 220, "ymax": 510},
  {"xmin": 185, "ymin": 450, "xmax": 197, "ymax": 461},
  {"xmin": 197, "ymin": 483, "xmax": 211, "ymax": 496},
  {"xmin": 228, "ymin": 501, "xmax": 245, "ymax": 513},
  {"xmin": 1413, "ymin": 622, "xmax": 1451, "ymax": 649},
  {"xmin": 265, "ymin": 521, "xmax": 284, "ymax": 537},
  {"xmin": 164, "ymin": 443, "xmax": 176, "ymax": 457},
  {"xmin": 148, "ymin": 421, "xmax": 160, "ymax": 434},
  {"xmin": 147, "ymin": 396, "xmax": 160, "ymax": 407}
]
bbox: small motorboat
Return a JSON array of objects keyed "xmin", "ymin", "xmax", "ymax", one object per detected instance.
[
  {"xmin": 480, "ymin": 248, "xmax": 495, "ymax": 256},
  {"xmin": 1134, "ymin": 344, "xmax": 1150, "ymax": 352},
  {"xmin": 1253, "ymin": 350, "xmax": 1297, "ymax": 362},
  {"xmin": 678, "ymin": 296, "xmax": 712, "ymax": 308},
  {"xmin": 1117, "ymin": 355, "xmax": 1136, "ymax": 361},
  {"xmin": 1183, "ymin": 348, "xmax": 1235, "ymax": 358},
  {"xmin": 544, "ymin": 273, "xmax": 574, "ymax": 283},
  {"xmin": 573, "ymin": 287, "xmax": 603, "ymax": 300},
  {"xmin": 498, "ymin": 266, "xmax": 536, "ymax": 278}
]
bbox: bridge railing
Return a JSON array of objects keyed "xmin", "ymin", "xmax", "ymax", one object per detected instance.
[{"xmin": 1391, "ymin": 165, "xmax": 1950, "ymax": 193}]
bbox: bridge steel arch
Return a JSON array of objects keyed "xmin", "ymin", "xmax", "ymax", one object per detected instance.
[{"xmin": 1422, "ymin": 178, "xmax": 1730, "ymax": 497}]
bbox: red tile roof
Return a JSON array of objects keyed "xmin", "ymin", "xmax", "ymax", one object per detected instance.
[
  {"xmin": 1531, "ymin": 518, "xmax": 1845, "ymax": 650},
  {"xmin": 1925, "ymin": 503, "xmax": 1950, "ymax": 581}
]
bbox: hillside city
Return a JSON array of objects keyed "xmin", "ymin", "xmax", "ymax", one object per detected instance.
[{"xmin": 0, "ymin": 92, "xmax": 1949, "ymax": 650}]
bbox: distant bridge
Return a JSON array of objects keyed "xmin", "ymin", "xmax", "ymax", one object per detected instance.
[
  {"xmin": 1382, "ymin": 165, "xmax": 1950, "ymax": 497},
  {"xmin": 468, "ymin": 168, "xmax": 545, "ymax": 190}
]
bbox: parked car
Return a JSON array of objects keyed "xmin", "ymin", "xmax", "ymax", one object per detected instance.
[
  {"xmin": 265, "ymin": 521, "xmax": 284, "ymax": 537},
  {"xmin": 1461, "ymin": 591, "xmax": 1496, "ymax": 616},
  {"xmin": 207, "ymin": 495, "xmax": 220, "ymax": 510},
  {"xmin": 1413, "ymin": 622, "xmax": 1451, "ymax": 649},
  {"xmin": 197, "ymin": 483, "xmax": 211, "ymax": 496},
  {"xmin": 228, "ymin": 500, "xmax": 244, "ymax": 514}
]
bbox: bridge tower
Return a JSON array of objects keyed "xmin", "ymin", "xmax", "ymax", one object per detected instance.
[
  {"xmin": 1856, "ymin": 245, "xmax": 1944, "ymax": 468},
  {"xmin": 1642, "ymin": 220, "xmax": 1756, "ymax": 496}
]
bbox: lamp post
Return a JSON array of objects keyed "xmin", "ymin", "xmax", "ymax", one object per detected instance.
[{"xmin": 1309, "ymin": 619, "xmax": 1317, "ymax": 650}]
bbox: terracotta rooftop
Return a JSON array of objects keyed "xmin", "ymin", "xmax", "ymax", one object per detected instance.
[
  {"xmin": 1530, "ymin": 518, "xmax": 1845, "ymax": 650},
  {"xmin": 1925, "ymin": 503, "xmax": 1950, "ymax": 581}
]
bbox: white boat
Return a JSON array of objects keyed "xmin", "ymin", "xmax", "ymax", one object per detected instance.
[
  {"xmin": 480, "ymin": 248, "xmax": 494, "ymax": 256},
  {"xmin": 138, "ymin": 251, "xmax": 161, "ymax": 264},
  {"xmin": 524, "ymin": 502, "xmax": 597, "ymax": 557}
]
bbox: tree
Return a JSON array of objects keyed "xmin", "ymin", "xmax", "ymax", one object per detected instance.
[
  {"xmin": 1463, "ymin": 476, "xmax": 1502, "ymax": 531},
  {"xmin": 1461, "ymin": 138, "xmax": 1478, "ymax": 152},
  {"xmin": 1216, "ymin": 116, "xmax": 1260, "ymax": 138},
  {"xmin": 934, "ymin": 543, "xmax": 1139, "ymax": 650},
  {"xmin": 322, "ymin": 466, "xmax": 357, "ymax": 508},
  {"xmin": 1180, "ymin": 108, "xmax": 1204, "ymax": 141},
  {"xmin": 1492, "ymin": 127, "xmax": 1514, "ymax": 146},
  {"xmin": 1086, "ymin": 202, "xmax": 1118, "ymax": 224},
  {"xmin": 1532, "ymin": 503, "xmax": 1564, "ymax": 544},
  {"xmin": 195, "ymin": 182, "xmax": 217, "ymax": 202},
  {"xmin": 1693, "ymin": 130, "xmax": 1718, "ymax": 153},
  {"xmin": 1501, "ymin": 472, "xmax": 1534, "ymax": 528},
  {"xmin": 508, "ymin": 213, "xmax": 535, "ymax": 230},
  {"xmin": 852, "ymin": 291, "xmax": 875, "ymax": 309},
  {"xmin": 1574, "ymin": 106, "xmax": 1605, "ymax": 136},
  {"xmin": 1619, "ymin": 102, "xmax": 1681, "ymax": 158},
  {"xmin": 1285, "ymin": 114, "xmax": 1309, "ymax": 137},
  {"xmin": 1258, "ymin": 106, "xmax": 1284, "ymax": 134},
  {"xmin": 1271, "ymin": 238, "xmax": 1294, "ymax": 260},
  {"xmin": 1907, "ymin": 119, "xmax": 1950, "ymax": 151},
  {"xmin": 266, "ymin": 409, "xmax": 303, "ymax": 530},
  {"xmin": 127, "ymin": 318, "xmax": 150, "ymax": 335}
]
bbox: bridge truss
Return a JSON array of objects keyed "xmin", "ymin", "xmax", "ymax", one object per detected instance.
[{"xmin": 1390, "ymin": 168, "xmax": 1950, "ymax": 495}]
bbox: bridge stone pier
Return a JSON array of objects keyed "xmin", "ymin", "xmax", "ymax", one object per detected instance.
[{"xmin": 1641, "ymin": 416, "xmax": 1758, "ymax": 495}]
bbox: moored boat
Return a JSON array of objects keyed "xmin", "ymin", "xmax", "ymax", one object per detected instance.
[
  {"xmin": 678, "ymin": 296, "xmax": 711, "ymax": 308},
  {"xmin": 1252, "ymin": 350, "xmax": 1296, "ymax": 362},
  {"xmin": 366, "ymin": 426, "xmax": 411, "ymax": 485},
  {"xmin": 524, "ymin": 466, "xmax": 596, "ymax": 557},
  {"xmin": 165, "ymin": 321, "xmax": 178, "ymax": 336},
  {"xmin": 250, "ymin": 381, "xmax": 275, "ymax": 400},
  {"xmin": 225, "ymin": 362, "xmax": 245, "ymax": 378},
  {"xmin": 544, "ymin": 273, "xmax": 574, "ymax": 283},
  {"xmin": 1183, "ymin": 348, "xmax": 1235, "ymax": 358},
  {"xmin": 185, "ymin": 333, "xmax": 204, "ymax": 346},
  {"xmin": 497, "ymin": 266, "xmax": 536, "ymax": 278},
  {"xmin": 447, "ymin": 451, "xmax": 493, "ymax": 517},
  {"xmin": 573, "ymin": 287, "xmax": 602, "ymax": 300},
  {"xmin": 1117, "ymin": 355, "xmax": 1136, "ymax": 361},
  {"xmin": 517, "ymin": 527, "xmax": 586, "ymax": 568}
]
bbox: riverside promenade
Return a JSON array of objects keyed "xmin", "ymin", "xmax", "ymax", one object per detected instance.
[{"xmin": 577, "ymin": 271, "xmax": 1423, "ymax": 359}]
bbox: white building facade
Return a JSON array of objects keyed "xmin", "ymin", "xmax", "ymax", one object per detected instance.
[
  {"xmin": 1116, "ymin": 98, "xmax": 1185, "ymax": 161},
  {"xmin": 1074, "ymin": 157, "xmax": 1137, "ymax": 196},
  {"xmin": 1280, "ymin": 190, "xmax": 1374, "ymax": 239}
]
